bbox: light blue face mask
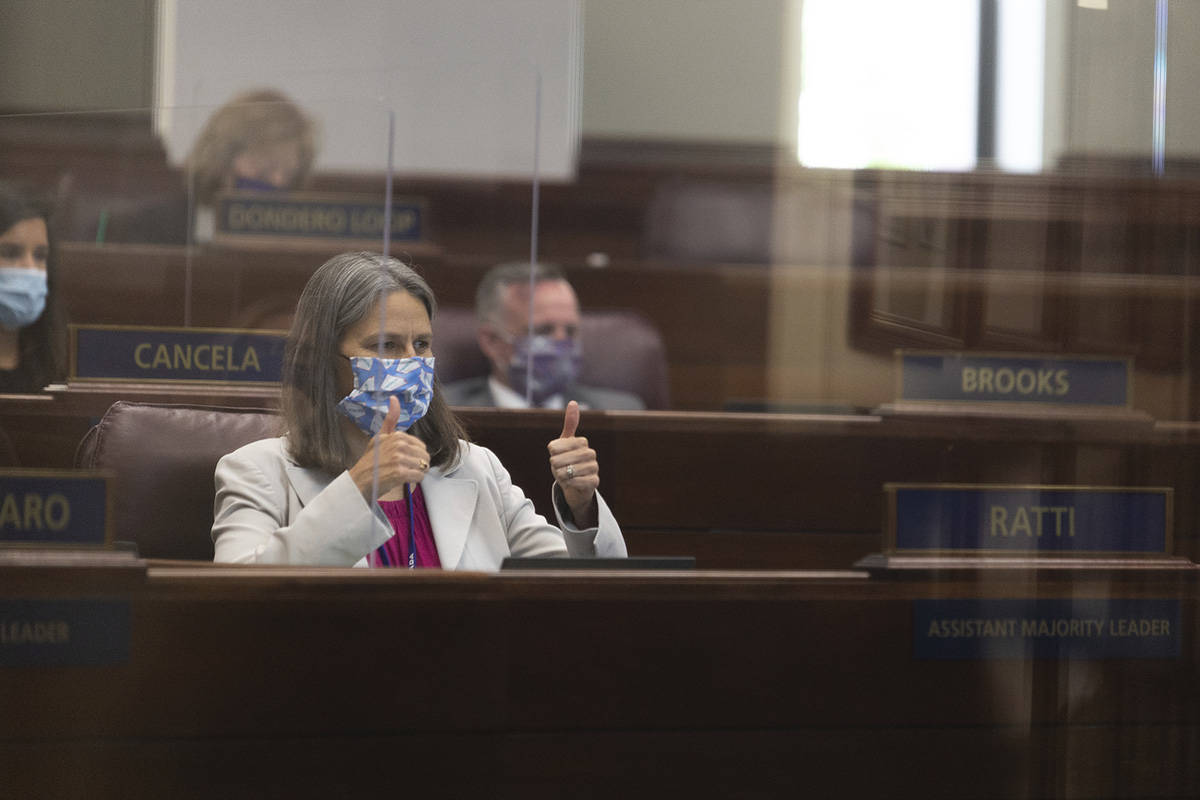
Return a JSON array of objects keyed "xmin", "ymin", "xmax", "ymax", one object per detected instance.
[
  {"xmin": 0, "ymin": 267, "xmax": 48, "ymax": 330},
  {"xmin": 337, "ymin": 356, "xmax": 436, "ymax": 436}
]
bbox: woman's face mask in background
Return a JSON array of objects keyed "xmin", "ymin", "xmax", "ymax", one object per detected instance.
[
  {"xmin": 0, "ymin": 268, "xmax": 48, "ymax": 330},
  {"xmin": 0, "ymin": 216, "xmax": 50, "ymax": 331}
]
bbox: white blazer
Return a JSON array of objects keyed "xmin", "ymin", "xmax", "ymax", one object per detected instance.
[{"xmin": 212, "ymin": 437, "xmax": 627, "ymax": 569}]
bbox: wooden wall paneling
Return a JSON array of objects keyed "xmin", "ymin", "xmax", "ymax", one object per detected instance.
[{"xmin": 1132, "ymin": 222, "xmax": 1191, "ymax": 371}]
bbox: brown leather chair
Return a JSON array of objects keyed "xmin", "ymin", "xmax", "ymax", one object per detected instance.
[
  {"xmin": 74, "ymin": 401, "xmax": 280, "ymax": 561},
  {"xmin": 432, "ymin": 306, "xmax": 671, "ymax": 409}
]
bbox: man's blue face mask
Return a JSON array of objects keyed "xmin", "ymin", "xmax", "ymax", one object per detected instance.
[{"xmin": 337, "ymin": 356, "xmax": 435, "ymax": 436}]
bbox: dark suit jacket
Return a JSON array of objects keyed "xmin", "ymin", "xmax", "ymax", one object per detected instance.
[{"xmin": 442, "ymin": 376, "xmax": 645, "ymax": 410}]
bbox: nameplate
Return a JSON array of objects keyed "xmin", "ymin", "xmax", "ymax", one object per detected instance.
[
  {"xmin": 70, "ymin": 325, "xmax": 285, "ymax": 385},
  {"xmin": 0, "ymin": 599, "xmax": 130, "ymax": 666},
  {"xmin": 0, "ymin": 470, "xmax": 111, "ymax": 546},
  {"xmin": 898, "ymin": 352, "xmax": 1130, "ymax": 407},
  {"xmin": 913, "ymin": 598, "xmax": 1180, "ymax": 660},
  {"xmin": 886, "ymin": 484, "xmax": 1171, "ymax": 556},
  {"xmin": 215, "ymin": 191, "xmax": 424, "ymax": 243}
]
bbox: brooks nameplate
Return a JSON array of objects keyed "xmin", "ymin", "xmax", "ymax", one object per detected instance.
[{"xmin": 898, "ymin": 352, "xmax": 1130, "ymax": 407}]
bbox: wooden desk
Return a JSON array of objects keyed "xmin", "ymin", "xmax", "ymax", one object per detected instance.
[
  {"xmin": 3, "ymin": 394, "xmax": 1198, "ymax": 568},
  {"xmin": 1, "ymin": 561, "xmax": 1197, "ymax": 798},
  {"xmin": 452, "ymin": 408, "xmax": 1200, "ymax": 565}
]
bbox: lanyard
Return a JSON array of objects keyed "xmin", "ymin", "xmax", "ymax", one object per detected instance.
[
  {"xmin": 406, "ymin": 483, "xmax": 415, "ymax": 569},
  {"xmin": 374, "ymin": 483, "xmax": 417, "ymax": 569}
]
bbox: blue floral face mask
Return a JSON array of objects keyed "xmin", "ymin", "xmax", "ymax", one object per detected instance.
[
  {"xmin": 0, "ymin": 267, "xmax": 48, "ymax": 330},
  {"xmin": 337, "ymin": 356, "xmax": 435, "ymax": 436}
]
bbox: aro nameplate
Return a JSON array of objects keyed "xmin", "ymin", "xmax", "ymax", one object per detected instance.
[
  {"xmin": 885, "ymin": 483, "xmax": 1173, "ymax": 557},
  {"xmin": 0, "ymin": 469, "xmax": 112, "ymax": 548},
  {"xmin": 214, "ymin": 190, "xmax": 424, "ymax": 245},
  {"xmin": 897, "ymin": 351, "xmax": 1131, "ymax": 408},
  {"xmin": 69, "ymin": 324, "xmax": 286, "ymax": 385}
]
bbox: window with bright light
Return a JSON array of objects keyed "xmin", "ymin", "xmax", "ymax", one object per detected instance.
[{"xmin": 797, "ymin": 0, "xmax": 980, "ymax": 171}]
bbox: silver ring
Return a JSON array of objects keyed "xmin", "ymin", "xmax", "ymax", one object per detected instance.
[{"xmin": 566, "ymin": 464, "xmax": 575, "ymax": 480}]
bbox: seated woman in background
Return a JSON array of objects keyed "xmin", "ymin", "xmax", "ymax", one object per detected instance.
[
  {"xmin": 107, "ymin": 88, "xmax": 318, "ymax": 244},
  {"xmin": 0, "ymin": 182, "xmax": 66, "ymax": 393},
  {"xmin": 211, "ymin": 251, "xmax": 626, "ymax": 568}
]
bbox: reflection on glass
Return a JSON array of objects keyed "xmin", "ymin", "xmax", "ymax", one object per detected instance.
[
  {"xmin": 874, "ymin": 216, "xmax": 953, "ymax": 329},
  {"xmin": 983, "ymin": 220, "xmax": 1047, "ymax": 337},
  {"xmin": 798, "ymin": 0, "xmax": 979, "ymax": 171},
  {"xmin": 2, "ymin": 3, "xmax": 1200, "ymax": 795}
]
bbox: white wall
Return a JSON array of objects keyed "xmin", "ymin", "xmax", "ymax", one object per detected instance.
[
  {"xmin": 160, "ymin": 0, "xmax": 582, "ymax": 179},
  {"xmin": 0, "ymin": 0, "xmax": 154, "ymax": 111},
  {"xmin": 581, "ymin": 0, "xmax": 788, "ymax": 143},
  {"xmin": 1052, "ymin": 0, "xmax": 1200, "ymax": 163}
]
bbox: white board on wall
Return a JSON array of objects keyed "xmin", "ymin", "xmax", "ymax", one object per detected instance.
[{"xmin": 157, "ymin": 0, "xmax": 581, "ymax": 180}]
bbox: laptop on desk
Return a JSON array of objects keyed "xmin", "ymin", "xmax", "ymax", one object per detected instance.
[{"xmin": 500, "ymin": 556, "xmax": 696, "ymax": 571}]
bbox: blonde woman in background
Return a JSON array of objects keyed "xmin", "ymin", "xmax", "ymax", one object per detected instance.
[{"xmin": 108, "ymin": 88, "xmax": 318, "ymax": 245}]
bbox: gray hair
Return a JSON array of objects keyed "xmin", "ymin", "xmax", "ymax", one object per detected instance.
[
  {"xmin": 474, "ymin": 262, "xmax": 567, "ymax": 324},
  {"xmin": 282, "ymin": 251, "xmax": 465, "ymax": 473}
]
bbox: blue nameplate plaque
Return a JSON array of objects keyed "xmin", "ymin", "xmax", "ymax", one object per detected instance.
[
  {"xmin": 0, "ymin": 470, "xmax": 112, "ymax": 546},
  {"xmin": 886, "ymin": 484, "xmax": 1172, "ymax": 556},
  {"xmin": 913, "ymin": 598, "xmax": 1180, "ymax": 660},
  {"xmin": 898, "ymin": 351, "xmax": 1130, "ymax": 407},
  {"xmin": 215, "ymin": 191, "xmax": 424, "ymax": 243},
  {"xmin": 70, "ymin": 325, "xmax": 285, "ymax": 385},
  {"xmin": 0, "ymin": 599, "xmax": 130, "ymax": 666}
]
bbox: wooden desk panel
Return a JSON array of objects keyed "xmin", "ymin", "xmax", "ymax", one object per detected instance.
[{"xmin": 0, "ymin": 564, "xmax": 1196, "ymax": 798}]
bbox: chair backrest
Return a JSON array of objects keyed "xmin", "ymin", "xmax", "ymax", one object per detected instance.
[
  {"xmin": 75, "ymin": 401, "xmax": 281, "ymax": 561},
  {"xmin": 644, "ymin": 177, "xmax": 775, "ymax": 264},
  {"xmin": 432, "ymin": 306, "xmax": 671, "ymax": 409}
]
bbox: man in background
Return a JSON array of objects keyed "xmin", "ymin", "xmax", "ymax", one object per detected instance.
[{"xmin": 442, "ymin": 262, "xmax": 644, "ymax": 410}]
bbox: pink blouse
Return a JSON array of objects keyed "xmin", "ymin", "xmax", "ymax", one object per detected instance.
[{"xmin": 372, "ymin": 485, "xmax": 441, "ymax": 568}]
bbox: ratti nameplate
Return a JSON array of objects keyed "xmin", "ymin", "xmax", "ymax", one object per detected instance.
[{"xmin": 885, "ymin": 483, "xmax": 1172, "ymax": 557}]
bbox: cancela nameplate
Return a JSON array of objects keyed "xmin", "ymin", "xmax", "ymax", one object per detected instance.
[{"xmin": 70, "ymin": 325, "xmax": 286, "ymax": 385}]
